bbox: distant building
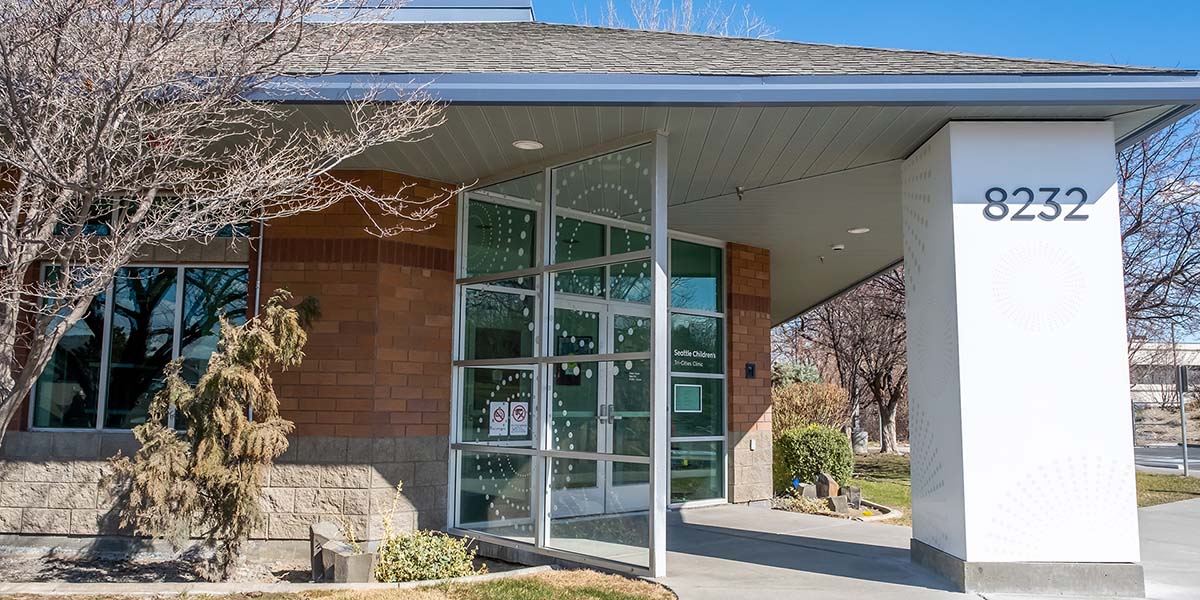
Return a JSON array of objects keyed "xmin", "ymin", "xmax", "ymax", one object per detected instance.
[{"xmin": 1129, "ymin": 342, "xmax": 1200, "ymax": 406}]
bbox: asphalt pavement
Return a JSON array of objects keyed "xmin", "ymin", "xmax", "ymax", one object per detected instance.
[{"xmin": 1135, "ymin": 445, "xmax": 1200, "ymax": 475}]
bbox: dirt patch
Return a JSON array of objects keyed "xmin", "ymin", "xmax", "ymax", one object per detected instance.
[{"xmin": 1135, "ymin": 405, "xmax": 1200, "ymax": 446}]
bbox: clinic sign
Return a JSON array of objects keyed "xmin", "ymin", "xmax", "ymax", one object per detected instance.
[{"xmin": 671, "ymin": 314, "xmax": 722, "ymax": 374}]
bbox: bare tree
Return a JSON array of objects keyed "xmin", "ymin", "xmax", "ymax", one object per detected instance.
[
  {"xmin": 795, "ymin": 281, "xmax": 871, "ymax": 452},
  {"xmin": 578, "ymin": 0, "xmax": 776, "ymax": 38},
  {"xmin": 853, "ymin": 269, "xmax": 906, "ymax": 454},
  {"xmin": 0, "ymin": 0, "xmax": 457, "ymax": 444},
  {"xmin": 1119, "ymin": 116, "xmax": 1200, "ymax": 349}
]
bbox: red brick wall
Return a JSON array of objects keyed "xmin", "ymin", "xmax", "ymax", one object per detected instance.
[
  {"xmin": 726, "ymin": 243, "xmax": 772, "ymax": 434},
  {"xmin": 261, "ymin": 170, "xmax": 457, "ymax": 438}
]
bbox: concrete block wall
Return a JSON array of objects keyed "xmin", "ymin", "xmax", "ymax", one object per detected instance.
[
  {"xmin": 725, "ymin": 243, "xmax": 773, "ymax": 503},
  {"xmin": 0, "ymin": 432, "xmax": 445, "ymax": 543}
]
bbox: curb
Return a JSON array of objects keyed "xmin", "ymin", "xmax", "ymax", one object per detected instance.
[
  {"xmin": 0, "ymin": 565, "xmax": 555, "ymax": 596},
  {"xmin": 856, "ymin": 499, "xmax": 904, "ymax": 522}
]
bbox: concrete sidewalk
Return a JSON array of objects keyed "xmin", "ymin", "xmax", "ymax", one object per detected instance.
[{"xmin": 656, "ymin": 500, "xmax": 1200, "ymax": 600}]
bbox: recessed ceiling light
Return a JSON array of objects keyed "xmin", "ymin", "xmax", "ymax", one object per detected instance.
[
  {"xmin": 831, "ymin": 244, "xmax": 846, "ymax": 251},
  {"xmin": 847, "ymin": 227, "xmax": 870, "ymax": 234},
  {"xmin": 513, "ymin": 139, "xmax": 544, "ymax": 151}
]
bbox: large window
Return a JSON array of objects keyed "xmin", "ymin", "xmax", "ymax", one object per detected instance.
[
  {"xmin": 32, "ymin": 265, "xmax": 249, "ymax": 430},
  {"xmin": 668, "ymin": 239, "xmax": 725, "ymax": 504}
]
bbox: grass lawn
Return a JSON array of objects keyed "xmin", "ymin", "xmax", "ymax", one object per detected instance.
[
  {"xmin": 1136, "ymin": 471, "xmax": 1200, "ymax": 507},
  {"xmin": 847, "ymin": 453, "xmax": 1200, "ymax": 523},
  {"xmin": 0, "ymin": 571, "xmax": 674, "ymax": 600},
  {"xmin": 848, "ymin": 453, "xmax": 913, "ymax": 526}
]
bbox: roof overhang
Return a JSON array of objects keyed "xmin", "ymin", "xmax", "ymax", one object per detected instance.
[{"xmin": 265, "ymin": 71, "xmax": 1200, "ymax": 324}]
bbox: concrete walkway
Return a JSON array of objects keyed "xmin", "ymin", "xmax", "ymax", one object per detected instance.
[
  {"xmin": 1140, "ymin": 498, "xmax": 1200, "ymax": 600},
  {"xmin": 657, "ymin": 500, "xmax": 1200, "ymax": 600}
]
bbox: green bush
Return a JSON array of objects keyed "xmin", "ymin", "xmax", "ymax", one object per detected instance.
[
  {"xmin": 373, "ymin": 530, "xmax": 486, "ymax": 583},
  {"xmin": 773, "ymin": 424, "xmax": 853, "ymax": 492}
]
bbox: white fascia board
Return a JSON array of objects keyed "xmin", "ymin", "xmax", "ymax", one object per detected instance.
[{"xmin": 254, "ymin": 72, "xmax": 1200, "ymax": 106}]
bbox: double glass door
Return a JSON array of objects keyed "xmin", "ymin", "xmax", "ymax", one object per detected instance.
[{"xmin": 550, "ymin": 296, "xmax": 651, "ymax": 518}]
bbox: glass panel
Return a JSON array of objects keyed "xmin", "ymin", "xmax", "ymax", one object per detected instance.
[
  {"xmin": 609, "ymin": 261, "xmax": 650, "ymax": 304},
  {"xmin": 104, "ymin": 267, "xmax": 177, "ymax": 429},
  {"xmin": 612, "ymin": 359, "xmax": 651, "ymax": 459},
  {"xmin": 671, "ymin": 377, "xmax": 724, "ymax": 438},
  {"xmin": 460, "ymin": 368, "xmax": 535, "ymax": 444},
  {"xmin": 611, "ymin": 227, "xmax": 650, "ymax": 254},
  {"xmin": 179, "ymin": 268, "xmax": 248, "ymax": 384},
  {"xmin": 463, "ymin": 285, "xmax": 535, "ymax": 360},
  {"xmin": 33, "ymin": 280, "xmax": 105, "ymax": 429},
  {"xmin": 612, "ymin": 314, "xmax": 650, "ymax": 354},
  {"xmin": 549, "ymin": 457, "xmax": 650, "ymax": 568},
  {"xmin": 609, "ymin": 227, "xmax": 651, "ymax": 304},
  {"xmin": 671, "ymin": 240, "xmax": 723, "ymax": 312},
  {"xmin": 554, "ymin": 217, "xmax": 606, "ymax": 297},
  {"xmin": 551, "ymin": 361, "xmax": 599, "ymax": 453},
  {"xmin": 465, "ymin": 197, "xmax": 537, "ymax": 279},
  {"xmin": 552, "ymin": 144, "xmax": 653, "ymax": 254},
  {"xmin": 553, "ymin": 305, "xmax": 600, "ymax": 356},
  {"xmin": 458, "ymin": 451, "xmax": 534, "ymax": 543},
  {"xmin": 671, "ymin": 441, "xmax": 724, "ymax": 503},
  {"xmin": 670, "ymin": 313, "xmax": 723, "ymax": 374}
]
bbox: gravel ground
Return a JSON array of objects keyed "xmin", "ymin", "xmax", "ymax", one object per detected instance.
[
  {"xmin": 0, "ymin": 553, "xmax": 310, "ymax": 583},
  {"xmin": 0, "ymin": 553, "xmax": 519, "ymax": 584}
]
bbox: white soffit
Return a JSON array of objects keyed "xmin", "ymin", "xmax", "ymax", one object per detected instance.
[
  {"xmin": 669, "ymin": 161, "xmax": 905, "ymax": 324},
  {"xmin": 293, "ymin": 102, "xmax": 1178, "ymax": 322}
]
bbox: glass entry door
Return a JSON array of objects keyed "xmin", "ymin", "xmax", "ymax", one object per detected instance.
[
  {"xmin": 551, "ymin": 297, "xmax": 651, "ymax": 518},
  {"xmin": 452, "ymin": 138, "xmax": 666, "ymax": 574}
]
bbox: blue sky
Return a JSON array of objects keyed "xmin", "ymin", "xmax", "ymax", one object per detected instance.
[{"xmin": 538, "ymin": 1, "xmax": 1199, "ymax": 70}]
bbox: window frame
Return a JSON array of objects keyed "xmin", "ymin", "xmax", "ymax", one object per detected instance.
[
  {"xmin": 665, "ymin": 230, "xmax": 728, "ymax": 509},
  {"xmin": 29, "ymin": 262, "xmax": 250, "ymax": 433}
]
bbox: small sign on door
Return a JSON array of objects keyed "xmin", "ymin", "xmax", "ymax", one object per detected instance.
[
  {"xmin": 674, "ymin": 383, "xmax": 703, "ymax": 413},
  {"xmin": 489, "ymin": 401, "xmax": 509, "ymax": 437},
  {"xmin": 510, "ymin": 402, "xmax": 529, "ymax": 436}
]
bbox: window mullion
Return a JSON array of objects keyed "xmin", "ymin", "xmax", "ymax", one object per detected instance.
[
  {"xmin": 96, "ymin": 278, "xmax": 116, "ymax": 431},
  {"xmin": 168, "ymin": 267, "xmax": 185, "ymax": 429}
]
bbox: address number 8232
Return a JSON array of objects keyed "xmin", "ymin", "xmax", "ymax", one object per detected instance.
[{"xmin": 982, "ymin": 187, "xmax": 1089, "ymax": 222}]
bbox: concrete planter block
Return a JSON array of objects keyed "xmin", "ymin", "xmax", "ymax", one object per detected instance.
[
  {"xmin": 327, "ymin": 541, "xmax": 375, "ymax": 583},
  {"xmin": 842, "ymin": 485, "xmax": 862, "ymax": 509},
  {"xmin": 310, "ymin": 521, "xmax": 374, "ymax": 583},
  {"xmin": 825, "ymin": 495, "xmax": 849, "ymax": 514}
]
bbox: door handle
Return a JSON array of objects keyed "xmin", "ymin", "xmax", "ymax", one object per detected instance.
[{"xmin": 598, "ymin": 404, "xmax": 608, "ymax": 420}]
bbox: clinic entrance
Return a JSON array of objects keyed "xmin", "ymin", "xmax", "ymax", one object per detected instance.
[{"xmin": 447, "ymin": 133, "xmax": 729, "ymax": 575}]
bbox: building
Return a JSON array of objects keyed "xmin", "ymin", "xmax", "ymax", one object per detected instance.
[
  {"xmin": 3, "ymin": 1, "xmax": 1199, "ymax": 596},
  {"xmin": 1129, "ymin": 342, "xmax": 1200, "ymax": 407}
]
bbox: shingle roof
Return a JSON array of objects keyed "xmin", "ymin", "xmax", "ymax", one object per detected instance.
[{"xmin": 296, "ymin": 21, "xmax": 1185, "ymax": 76}]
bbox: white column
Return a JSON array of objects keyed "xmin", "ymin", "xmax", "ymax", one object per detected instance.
[
  {"xmin": 649, "ymin": 132, "xmax": 670, "ymax": 577},
  {"xmin": 902, "ymin": 121, "xmax": 1142, "ymax": 596}
]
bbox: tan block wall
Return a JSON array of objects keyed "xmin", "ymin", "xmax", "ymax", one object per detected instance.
[
  {"xmin": 0, "ymin": 432, "xmax": 445, "ymax": 540},
  {"xmin": 726, "ymin": 243, "xmax": 774, "ymax": 503}
]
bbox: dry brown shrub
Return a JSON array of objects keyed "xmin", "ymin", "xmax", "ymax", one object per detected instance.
[{"xmin": 772, "ymin": 382, "xmax": 850, "ymax": 433}]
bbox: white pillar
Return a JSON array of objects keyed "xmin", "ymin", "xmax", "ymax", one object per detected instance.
[
  {"xmin": 902, "ymin": 121, "xmax": 1142, "ymax": 597},
  {"xmin": 649, "ymin": 132, "xmax": 670, "ymax": 578}
]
